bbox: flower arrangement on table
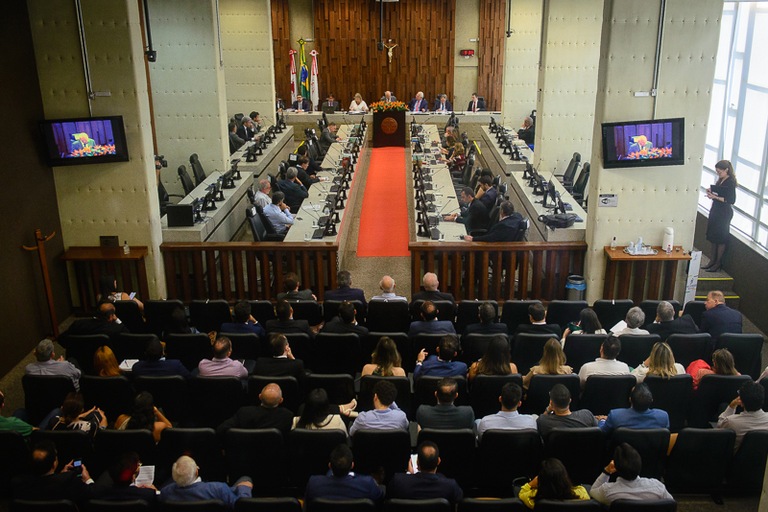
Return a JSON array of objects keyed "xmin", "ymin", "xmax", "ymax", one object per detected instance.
[
  {"xmin": 68, "ymin": 144, "xmax": 117, "ymax": 158},
  {"xmin": 624, "ymin": 146, "xmax": 673, "ymax": 160},
  {"xmin": 370, "ymin": 101, "xmax": 408, "ymax": 112}
]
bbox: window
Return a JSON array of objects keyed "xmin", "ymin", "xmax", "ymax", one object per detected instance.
[{"xmin": 702, "ymin": 2, "xmax": 768, "ymax": 250}]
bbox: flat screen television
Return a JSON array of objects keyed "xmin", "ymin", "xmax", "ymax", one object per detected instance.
[
  {"xmin": 40, "ymin": 115, "xmax": 129, "ymax": 166},
  {"xmin": 601, "ymin": 117, "xmax": 684, "ymax": 169}
]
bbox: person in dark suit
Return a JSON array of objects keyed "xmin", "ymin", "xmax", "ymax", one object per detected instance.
[
  {"xmin": 321, "ymin": 301, "xmax": 368, "ymax": 337},
  {"xmin": 228, "ymin": 121, "xmax": 245, "ymax": 153},
  {"xmin": 252, "ymin": 333, "xmax": 306, "ymax": 382},
  {"xmin": 416, "ymin": 378, "xmax": 474, "ymax": 430},
  {"xmin": 444, "ymin": 187, "xmax": 490, "ymax": 235},
  {"xmin": 295, "ymin": 144, "xmax": 323, "ymax": 175},
  {"xmin": 475, "ymin": 175, "xmax": 498, "ymax": 210},
  {"xmin": 703, "ymin": 160, "xmax": 737, "ymax": 272},
  {"xmin": 433, "ymin": 94, "xmax": 453, "ymax": 112},
  {"xmin": 12, "ymin": 439, "xmax": 101, "ymax": 504},
  {"xmin": 131, "ymin": 338, "xmax": 192, "ymax": 378},
  {"xmin": 646, "ymin": 301, "xmax": 698, "ymax": 342},
  {"xmin": 513, "ymin": 303, "xmax": 562, "ymax": 338},
  {"xmin": 98, "ymin": 452, "xmax": 158, "ymax": 504},
  {"xmin": 319, "ymin": 122, "xmax": 340, "ymax": 154},
  {"xmin": 412, "ymin": 272, "xmax": 455, "ymax": 303},
  {"xmin": 700, "ymin": 290, "xmax": 743, "ymax": 339},
  {"xmin": 467, "ymin": 93, "xmax": 486, "ymax": 112},
  {"xmin": 517, "ymin": 116, "xmax": 535, "ymax": 145},
  {"xmin": 292, "ymin": 94, "xmax": 310, "ymax": 111},
  {"xmin": 387, "ymin": 441, "xmax": 463, "ymax": 504},
  {"xmin": 236, "ymin": 116, "xmax": 256, "ymax": 142},
  {"xmin": 408, "ymin": 301, "xmax": 456, "ymax": 337},
  {"xmin": 220, "ymin": 300, "xmax": 266, "ymax": 340},
  {"xmin": 265, "ymin": 300, "xmax": 315, "ymax": 338},
  {"xmin": 409, "ymin": 91, "xmax": 428, "ymax": 112},
  {"xmin": 321, "ymin": 94, "xmax": 340, "ymax": 111},
  {"xmin": 325, "ymin": 270, "xmax": 367, "ymax": 305},
  {"xmin": 275, "ymin": 95, "xmax": 286, "ymax": 111},
  {"xmin": 464, "ymin": 201, "xmax": 525, "ymax": 242},
  {"xmin": 216, "ymin": 382, "xmax": 295, "ymax": 437},
  {"xmin": 305, "ymin": 444, "xmax": 384, "ymax": 503},
  {"xmin": 61, "ymin": 301, "xmax": 129, "ymax": 344},
  {"xmin": 277, "ymin": 167, "xmax": 309, "ymax": 212},
  {"xmin": 464, "ymin": 302, "xmax": 507, "ymax": 336},
  {"xmin": 277, "ymin": 272, "xmax": 317, "ymax": 301}
]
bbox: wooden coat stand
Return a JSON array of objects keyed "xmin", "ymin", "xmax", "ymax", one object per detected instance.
[{"xmin": 22, "ymin": 229, "xmax": 59, "ymax": 338}]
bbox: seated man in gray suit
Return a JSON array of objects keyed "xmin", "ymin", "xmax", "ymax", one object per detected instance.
[{"xmin": 416, "ymin": 377, "xmax": 474, "ymax": 430}]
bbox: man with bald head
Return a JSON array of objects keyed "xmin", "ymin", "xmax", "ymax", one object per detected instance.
[
  {"xmin": 61, "ymin": 301, "xmax": 128, "ymax": 343},
  {"xmin": 380, "ymin": 91, "xmax": 397, "ymax": 103},
  {"xmin": 216, "ymin": 382, "xmax": 294, "ymax": 437},
  {"xmin": 412, "ymin": 272, "xmax": 454, "ymax": 304},
  {"xmin": 371, "ymin": 275, "xmax": 407, "ymax": 302}
]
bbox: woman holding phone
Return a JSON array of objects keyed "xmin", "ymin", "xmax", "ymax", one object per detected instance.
[{"xmin": 703, "ymin": 160, "xmax": 737, "ymax": 272}]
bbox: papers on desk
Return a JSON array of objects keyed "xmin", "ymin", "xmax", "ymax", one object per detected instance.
[
  {"xmin": 119, "ymin": 359, "xmax": 139, "ymax": 371},
  {"xmin": 303, "ymin": 204, "xmax": 323, "ymax": 212}
]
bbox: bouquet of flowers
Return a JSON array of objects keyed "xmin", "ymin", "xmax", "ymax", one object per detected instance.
[{"xmin": 370, "ymin": 101, "xmax": 408, "ymax": 112}]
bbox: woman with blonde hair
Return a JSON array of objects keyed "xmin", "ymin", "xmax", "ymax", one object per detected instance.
[
  {"xmin": 93, "ymin": 345, "xmax": 122, "ymax": 377},
  {"xmin": 687, "ymin": 347, "xmax": 740, "ymax": 389},
  {"xmin": 523, "ymin": 338, "xmax": 573, "ymax": 388},
  {"xmin": 362, "ymin": 336, "xmax": 406, "ymax": 377},
  {"xmin": 469, "ymin": 336, "xmax": 518, "ymax": 381},
  {"xmin": 348, "ymin": 92, "xmax": 368, "ymax": 112},
  {"xmin": 631, "ymin": 342, "xmax": 685, "ymax": 383}
]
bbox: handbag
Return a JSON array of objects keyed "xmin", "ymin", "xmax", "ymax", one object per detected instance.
[{"xmin": 538, "ymin": 213, "xmax": 577, "ymax": 229}]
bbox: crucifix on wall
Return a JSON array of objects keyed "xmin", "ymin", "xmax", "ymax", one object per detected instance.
[{"xmin": 383, "ymin": 39, "xmax": 398, "ymax": 71}]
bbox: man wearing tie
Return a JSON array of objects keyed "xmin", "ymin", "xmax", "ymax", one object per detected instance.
[
  {"xmin": 433, "ymin": 94, "xmax": 453, "ymax": 113},
  {"xmin": 292, "ymin": 95, "xmax": 310, "ymax": 112},
  {"xmin": 324, "ymin": 94, "xmax": 340, "ymax": 111},
  {"xmin": 380, "ymin": 90, "xmax": 397, "ymax": 103},
  {"xmin": 467, "ymin": 93, "xmax": 486, "ymax": 112},
  {"xmin": 409, "ymin": 91, "xmax": 428, "ymax": 113}
]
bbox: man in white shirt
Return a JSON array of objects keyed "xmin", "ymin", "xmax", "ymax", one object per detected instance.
[
  {"xmin": 717, "ymin": 380, "xmax": 768, "ymax": 451},
  {"xmin": 578, "ymin": 336, "xmax": 631, "ymax": 387},
  {"xmin": 252, "ymin": 179, "xmax": 271, "ymax": 209},
  {"xmin": 476, "ymin": 382, "xmax": 537, "ymax": 440},
  {"xmin": 262, "ymin": 191, "xmax": 294, "ymax": 235},
  {"xmin": 590, "ymin": 443, "xmax": 673, "ymax": 505},
  {"xmin": 349, "ymin": 380, "xmax": 409, "ymax": 436}
]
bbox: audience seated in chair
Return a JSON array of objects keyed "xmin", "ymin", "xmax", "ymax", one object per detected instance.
[
  {"xmin": 646, "ymin": 301, "xmax": 698, "ymax": 342},
  {"xmin": 370, "ymin": 275, "xmax": 407, "ymax": 302},
  {"xmin": 325, "ymin": 270, "xmax": 367, "ymax": 306},
  {"xmin": 266, "ymin": 300, "xmax": 317, "ymax": 338},
  {"xmin": 220, "ymin": 300, "xmax": 266, "ymax": 339},
  {"xmin": 416, "ymin": 377, "xmax": 474, "ymax": 430},
  {"xmin": 321, "ymin": 301, "xmax": 368, "ymax": 336},
  {"xmin": 160, "ymin": 454, "xmax": 252, "ymax": 509},
  {"xmin": 361, "ymin": 336, "xmax": 406, "ymax": 377},
  {"xmin": 537, "ymin": 384, "xmax": 597, "ymax": 438},
  {"xmin": 611, "ymin": 307, "xmax": 650, "ymax": 336},
  {"xmin": 523, "ymin": 338, "xmax": 574, "ymax": 389},
  {"xmin": 386, "ymin": 441, "xmax": 464, "ymax": 504},
  {"xmin": 412, "ymin": 272, "xmax": 455, "ymax": 303},
  {"xmin": 115, "ymin": 391, "xmax": 172, "ymax": 443},
  {"xmin": 578, "ymin": 336, "xmax": 630, "ymax": 387},
  {"xmin": 514, "ymin": 303, "xmax": 562, "ymax": 339},
  {"xmin": 277, "ymin": 272, "xmax": 316, "ymax": 301},
  {"xmin": 131, "ymin": 338, "xmax": 192, "ymax": 379},
  {"xmin": 598, "ymin": 383, "xmax": 669, "ymax": 434},
  {"xmin": 700, "ymin": 290, "xmax": 743, "ymax": 340},
  {"xmin": 687, "ymin": 347, "xmax": 740, "ymax": 390},
  {"xmin": 305, "ymin": 443, "xmax": 384, "ymax": 503},
  {"xmin": 46, "ymin": 392, "xmax": 107, "ymax": 441},
  {"xmin": 517, "ymin": 457, "xmax": 591, "ymax": 509},
  {"xmin": 99, "ymin": 451, "xmax": 158, "ymax": 503},
  {"xmin": 631, "ymin": 342, "xmax": 684, "ymax": 384},
  {"xmin": 349, "ymin": 380, "xmax": 409, "ymax": 436},
  {"xmin": 589, "ymin": 443, "xmax": 673, "ymax": 505},
  {"xmin": 414, "ymin": 336, "xmax": 467, "ymax": 380},
  {"xmin": 292, "ymin": 388, "xmax": 348, "ymax": 436},
  {"xmin": 253, "ymin": 333, "xmax": 306, "ymax": 382},
  {"xmin": 716, "ymin": 380, "xmax": 768, "ymax": 451},
  {"xmin": 464, "ymin": 302, "xmax": 507, "ymax": 336},
  {"xmin": 25, "ymin": 338, "xmax": 82, "ymax": 391},
  {"xmin": 476, "ymin": 382, "xmax": 537, "ymax": 440},
  {"xmin": 409, "ymin": 301, "xmax": 456, "ymax": 337},
  {"xmin": 217, "ymin": 382, "xmax": 294, "ymax": 438},
  {"xmin": 0, "ymin": 389, "xmax": 33, "ymax": 436},
  {"xmin": 468, "ymin": 336, "xmax": 518, "ymax": 381},
  {"xmin": 62, "ymin": 302, "xmax": 129, "ymax": 344},
  {"xmin": 561, "ymin": 309, "xmax": 607, "ymax": 346},
  {"xmin": 198, "ymin": 336, "xmax": 248, "ymax": 378}
]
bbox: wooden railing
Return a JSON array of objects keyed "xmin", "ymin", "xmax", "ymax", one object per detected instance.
[
  {"xmin": 410, "ymin": 241, "xmax": 588, "ymax": 302},
  {"xmin": 160, "ymin": 242, "xmax": 339, "ymax": 302}
]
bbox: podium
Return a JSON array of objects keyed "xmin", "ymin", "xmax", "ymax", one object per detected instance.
[{"xmin": 373, "ymin": 110, "xmax": 406, "ymax": 147}]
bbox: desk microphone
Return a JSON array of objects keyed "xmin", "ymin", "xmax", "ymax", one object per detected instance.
[
  {"xmin": 303, "ymin": 202, "xmax": 321, "ymax": 221},
  {"xmin": 441, "ymin": 206, "xmax": 460, "ymax": 217}
]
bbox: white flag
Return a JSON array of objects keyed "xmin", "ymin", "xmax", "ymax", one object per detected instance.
[
  {"xmin": 310, "ymin": 49, "xmax": 319, "ymax": 111},
  {"xmin": 289, "ymin": 49, "xmax": 297, "ymax": 104}
]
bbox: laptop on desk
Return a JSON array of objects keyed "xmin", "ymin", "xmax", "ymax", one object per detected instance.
[{"xmin": 322, "ymin": 105, "xmax": 336, "ymax": 115}]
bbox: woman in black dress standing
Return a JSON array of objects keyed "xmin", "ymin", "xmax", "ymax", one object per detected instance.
[{"xmin": 703, "ymin": 159, "xmax": 737, "ymax": 272}]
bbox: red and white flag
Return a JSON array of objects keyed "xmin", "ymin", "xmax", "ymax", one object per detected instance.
[
  {"xmin": 289, "ymin": 49, "xmax": 298, "ymax": 104},
  {"xmin": 309, "ymin": 49, "xmax": 319, "ymax": 110}
]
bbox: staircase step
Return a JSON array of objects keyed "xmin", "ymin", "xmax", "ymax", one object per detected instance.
[{"xmin": 697, "ymin": 273, "xmax": 734, "ymax": 293}]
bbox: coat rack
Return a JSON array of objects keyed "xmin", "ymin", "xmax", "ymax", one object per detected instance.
[{"xmin": 22, "ymin": 229, "xmax": 59, "ymax": 338}]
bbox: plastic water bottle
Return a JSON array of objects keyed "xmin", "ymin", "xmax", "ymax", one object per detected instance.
[
  {"xmin": 123, "ymin": 240, "xmax": 130, "ymax": 255},
  {"xmin": 610, "ymin": 237, "xmax": 617, "ymax": 250}
]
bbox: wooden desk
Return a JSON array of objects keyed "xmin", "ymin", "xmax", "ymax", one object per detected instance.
[
  {"xmin": 61, "ymin": 246, "xmax": 149, "ymax": 311},
  {"xmin": 603, "ymin": 246, "xmax": 691, "ymax": 302}
]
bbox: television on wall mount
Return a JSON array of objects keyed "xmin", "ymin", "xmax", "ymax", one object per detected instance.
[
  {"xmin": 601, "ymin": 117, "xmax": 684, "ymax": 169},
  {"xmin": 39, "ymin": 115, "xmax": 129, "ymax": 167}
]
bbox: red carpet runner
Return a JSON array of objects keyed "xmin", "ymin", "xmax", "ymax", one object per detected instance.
[{"xmin": 356, "ymin": 147, "xmax": 410, "ymax": 257}]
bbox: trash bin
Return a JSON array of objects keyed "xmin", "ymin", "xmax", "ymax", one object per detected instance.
[{"xmin": 566, "ymin": 275, "xmax": 586, "ymax": 301}]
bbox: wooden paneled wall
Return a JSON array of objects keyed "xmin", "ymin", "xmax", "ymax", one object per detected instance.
[
  {"xmin": 273, "ymin": 0, "xmax": 456, "ymax": 110},
  {"xmin": 478, "ymin": 1, "xmax": 507, "ymax": 111},
  {"xmin": 272, "ymin": 0, "xmax": 293, "ymax": 106}
]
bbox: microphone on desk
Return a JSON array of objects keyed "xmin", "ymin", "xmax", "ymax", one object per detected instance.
[
  {"xmin": 441, "ymin": 206, "xmax": 460, "ymax": 217},
  {"xmin": 303, "ymin": 202, "xmax": 322, "ymax": 221}
]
